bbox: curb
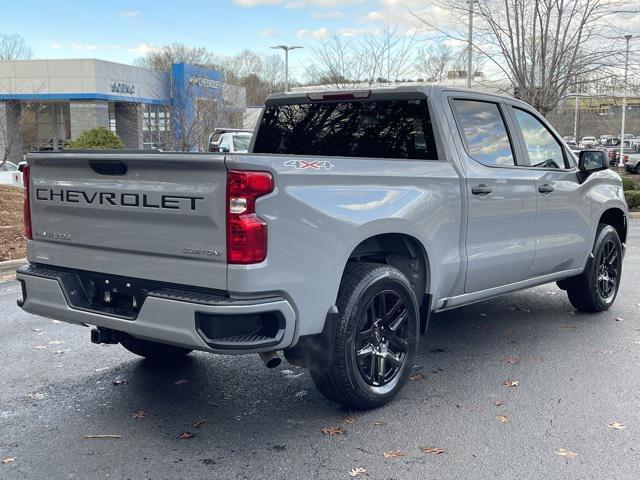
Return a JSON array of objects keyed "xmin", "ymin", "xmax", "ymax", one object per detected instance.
[
  {"xmin": 630, "ymin": 212, "xmax": 640, "ymax": 220},
  {"xmin": 0, "ymin": 258, "xmax": 26, "ymax": 275}
]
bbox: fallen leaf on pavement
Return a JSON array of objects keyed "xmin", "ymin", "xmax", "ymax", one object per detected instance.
[
  {"xmin": 420, "ymin": 446, "xmax": 445, "ymax": 455},
  {"xmin": 194, "ymin": 419, "xmax": 206, "ymax": 429},
  {"xmin": 504, "ymin": 355, "xmax": 519, "ymax": 364},
  {"xmin": 83, "ymin": 434, "xmax": 122, "ymax": 439},
  {"xmin": 27, "ymin": 393, "xmax": 45, "ymax": 400},
  {"xmin": 341, "ymin": 416, "xmax": 356, "ymax": 425},
  {"xmin": 383, "ymin": 450, "xmax": 406, "ymax": 458},
  {"xmin": 53, "ymin": 349, "xmax": 67, "ymax": 355},
  {"xmin": 409, "ymin": 373, "xmax": 425, "ymax": 381},
  {"xmin": 112, "ymin": 379, "xmax": 127, "ymax": 385},
  {"xmin": 556, "ymin": 448, "xmax": 577, "ymax": 459},
  {"xmin": 502, "ymin": 380, "xmax": 519, "ymax": 387},
  {"xmin": 32, "ymin": 328, "xmax": 43, "ymax": 332},
  {"xmin": 607, "ymin": 422, "xmax": 626, "ymax": 430},
  {"xmin": 373, "ymin": 422, "xmax": 387, "ymax": 426},
  {"xmin": 321, "ymin": 427, "xmax": 345, "ymax": 435},
  {"xmin": 174, "ymin": 378, "xmax": 190, "ymax": 385},
  {"xmin": 615, "ymin": 317, "xmax": 623, "ymax": 322},
  {"xmin": 348, "ymin": 467, "xmax": 367, "ymax": 477},
  {"xmin": 177, "ymin": 432, "xmax": 194, "ymax": 439},
  {"xmin": 496, "ymin": 415, "xmax": 510, "ymax": 423},
  {"xmin": 33, "ymin": 345, "xmax": 47, "ymax": 350},
  {"xmin": 132, "ymin": 410, "xmax": 146, "ymax": 419},
  {"xmin": 1, "ymin": 457, "xmax": 15, "ymax": 464},
  {"xmin": 493, "ymin": 400, "xmax": 503, "ymax": 407}
]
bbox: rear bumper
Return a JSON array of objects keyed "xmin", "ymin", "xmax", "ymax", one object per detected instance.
[{"xmin": 16, "ymin": 265, "xmax": 296, "ymax": 354}]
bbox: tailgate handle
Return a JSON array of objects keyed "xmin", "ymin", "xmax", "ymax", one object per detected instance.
[{"xmin": 89, "ymin": 161, "xmax": 127, "ymax": 176}]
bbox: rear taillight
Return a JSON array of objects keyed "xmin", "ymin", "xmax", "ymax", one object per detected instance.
[
  {"xmin": 226, "ymin": 170, "xmax": 274, "ymax": 264},
  {"xmin": 22, "ymin": 164, "xmax": 32, "ymax": 239}
]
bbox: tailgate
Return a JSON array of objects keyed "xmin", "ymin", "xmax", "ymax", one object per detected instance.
[{"xmin": 27, "ymin": 152, "xmax": 228, "ymax": 290}]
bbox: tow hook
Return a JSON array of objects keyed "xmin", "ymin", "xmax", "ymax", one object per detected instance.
[
  {"xmin": 90, "ymin": 327, "xmax": 119, "ymax": 345},
  {"xmin": 258, "ymin": 351, "xmax": 282, "ymax": 369}
]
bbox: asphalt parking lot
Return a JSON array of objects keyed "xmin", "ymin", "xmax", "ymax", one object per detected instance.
[{"xmin": 1, "ymin": 222, "xmax": 639, "ymax": 480}]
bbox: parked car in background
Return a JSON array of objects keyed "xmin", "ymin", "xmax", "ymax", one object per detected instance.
[
  {"xmin": 566, "ymin": 140, "xmax": 581, "ymax": 155},
  {"xmin": 625, "ymin": 154, "xmax": 640, "ymax": 174},
  {"xmin": 207, "ymin": 128, "xmax": 253, "ymax": 153},
  {"xmin": 599, "ymin": 135, "xmax": 615, "ymax": 145},
  {"xmin": 0, "ymin": 161, "xmax": 23, "ymax": 186},
  {"xmin": 581, "ymin": 136, "xmax": 598, "ymax": 148}
]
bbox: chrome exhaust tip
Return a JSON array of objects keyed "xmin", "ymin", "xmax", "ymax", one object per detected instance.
[{"xmin": 258, "ymin": 351, "xmax": 282, "ymax": 369}]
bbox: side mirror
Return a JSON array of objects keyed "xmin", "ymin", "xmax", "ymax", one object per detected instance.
[
  {"xmin": 578, "ymin": 150, "xmax": 607, "ymax": 174},
  {"xmin": 218, "ymin": 146, "xmax": 230, "ymax": 153}
]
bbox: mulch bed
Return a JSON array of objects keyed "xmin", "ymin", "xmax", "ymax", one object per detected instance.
[{"xmin": 0, "ymin": 186, "xmax": 26, "ymax": 261}]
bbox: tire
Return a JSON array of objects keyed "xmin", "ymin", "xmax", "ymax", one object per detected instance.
[
  {"xmin": 310, "ymin": 262, "xmax": 419, "ymax": 410},
  {"xmin": 635, "ymin": 164, "xmax": 640, "ymax": 175},
  {"xmin": 565, "ymin": 224, "xmax": 623, "ymax": 312},
  {"xmin": 119, "ymin": 334, "xmax": 193, "ymax": 361}
]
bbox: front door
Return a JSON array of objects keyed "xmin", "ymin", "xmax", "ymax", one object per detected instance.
[
  {"xmin": 508, "ymin": 107, "xmax": 592, "ymax": 277},
  {"xmin": 450, "ymin": 98, "xmax": 538, "ymax": 293}
]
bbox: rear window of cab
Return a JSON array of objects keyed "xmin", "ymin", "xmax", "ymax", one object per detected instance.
[{"xmin": 253, "ymin": 99, "xmax": 438, "ymax": 160}]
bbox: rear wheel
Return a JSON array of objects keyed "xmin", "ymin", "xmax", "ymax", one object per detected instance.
[
  {"xmin": 565, "ymin": 224, "xmax": 622, "ymax": 312},
  {"xmin": 119, "ymin": 334, "xmax": 193, "ymax": 361},
  {"xmin": 635, "ymin": 164, "xmax": 640, "ymax": 174},
  {"xmin": 310, "ymin": 263, "xmax": 419, "ymax": 410}
]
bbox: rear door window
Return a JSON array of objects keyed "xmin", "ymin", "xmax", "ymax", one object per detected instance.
[
  {"xmin": 452, "ymin": 99, "xmax": 515, "ymax": 167},
  {"xmin": 253, "ymin": 99, "xmax": 438, "ymax": 160}
]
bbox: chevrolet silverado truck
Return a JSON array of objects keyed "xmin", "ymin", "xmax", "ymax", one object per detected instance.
[{"xmin": 16, "ymin": 86, "xmax": 628, "ymax": 410}]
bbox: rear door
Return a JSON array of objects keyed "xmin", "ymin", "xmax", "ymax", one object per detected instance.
[
  {"xmin": 506, "ymin": 106, "xmax": 592, "ymax": 277},
  {"xmin": 450, "ymin": 97, "xmax": 538, "ymax": 293},
  {"xmin": 28, "ymin": 152, "xmax": 228, "ymax": 290}
]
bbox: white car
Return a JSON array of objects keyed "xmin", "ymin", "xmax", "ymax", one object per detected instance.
[
  {"xmin": 0, "ymin": 161, "xmax": 22, "ymax": 186},
  {"xmin": 207, "ymin": 128, "xmax": 253, "ymax": 153},
  {"xmin": 580, "ymin": 136, "xmax": 597, "ymax": 147}
]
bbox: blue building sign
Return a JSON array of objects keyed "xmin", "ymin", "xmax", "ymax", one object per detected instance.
[{"xmin": 171, "ymin": 63, "xmax": 223, "ymax": 150}]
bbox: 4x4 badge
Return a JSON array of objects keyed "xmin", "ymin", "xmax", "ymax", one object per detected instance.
[{"xmin": 284, "ymin": 159, "xmax": 334, "ymax": 171}]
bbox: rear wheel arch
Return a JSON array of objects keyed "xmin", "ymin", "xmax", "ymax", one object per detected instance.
[{"xmin": 345, "ymin": 233, "xmax": 431, "ymax": 303}]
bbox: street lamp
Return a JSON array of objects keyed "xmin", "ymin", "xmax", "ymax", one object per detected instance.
[
  {"xmin": 271, "ymin": 45, "xmax": 303, "ymax": 93},
  {"xmin": 619, "ymin": 34, "xmax": 632, "ymax": 167},
  {"xmin": 466, "ymin": 0, "xmax": 478, "ymax": 88}
]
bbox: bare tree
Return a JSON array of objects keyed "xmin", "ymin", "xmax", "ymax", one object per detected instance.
[
  {"xmin": 415, "ymin": 44, "xmax": 455, "ymax": 82},
  {"xmin": 0, "ymin": 34, "xmax": 33, "ymax": 61},
  {"xmin": 307, "ymin": 23, "xmax": 420, "ymax": 88},
  {"xmin": 221, "ymin": 50, "xmax": 285, "ymax": 105},
  {"xmin": 413, "ymin": 0, "xmax": 638, "ymax": 115},
  {"xmin": 135, "ymin": 43, "xmax": 219, "ymax": 72}
]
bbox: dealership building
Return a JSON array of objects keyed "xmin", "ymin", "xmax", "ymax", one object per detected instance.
[{"xmin": 0, "ymin": 59, "xmax": 246, "ymax": 164}]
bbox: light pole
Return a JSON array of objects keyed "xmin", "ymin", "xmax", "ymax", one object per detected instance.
[
  {"xmin": 271, "ymin": 45, "xmax": 303, "ymax": 92},
  {"xmin": 467, "ymin": 0, "xmax": 477, "ymax": 88},
  {"xmin": 619, "ymin": 34, "xmax": 632, "ymax": 167},
  {"xmin": 573, "ymin": 91, "xmax": 580, "ymax": 141}
]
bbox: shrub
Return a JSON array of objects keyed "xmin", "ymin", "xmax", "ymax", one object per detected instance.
[
  {"xmin": 622, "ymin": 176, "xmax": 636, "ymax": 191},
  {"xmin": 67, "ymin": 127, "xmax": 125, "ymax": 150},
  {"xmin": 624, "ymin": 190, "xmax": 640, "ymax": 209}
]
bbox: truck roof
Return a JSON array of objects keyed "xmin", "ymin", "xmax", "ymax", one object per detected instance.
[{"xmin": 266, "ymin": 85, "xmax": 520, "ymax": 106}]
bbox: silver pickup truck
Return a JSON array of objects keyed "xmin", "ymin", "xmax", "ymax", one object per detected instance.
[{"xmin": 16, "ymin": 86, "xmax": 628, "ymax": 410}]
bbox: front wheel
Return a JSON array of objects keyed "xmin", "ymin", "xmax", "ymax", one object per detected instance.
[
  {"xmin": 566, "ymin": 224, "xmax": 623, "ymax": 312},
  {"xmin": 119, "ymin": 334, "xmax": 193, "ymax": 361},
  {"xmin": 310, "ymin": 263, "xmax": 419, "ymax": 410}
]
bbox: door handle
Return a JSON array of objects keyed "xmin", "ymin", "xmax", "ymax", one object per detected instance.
[
  {"xmin": 538, "ymin": 184, "xmax": 554, "ymax": 194},
  {"xmin": 471, "ymin": 184, "xmax": 493, "ymax": 195}
]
